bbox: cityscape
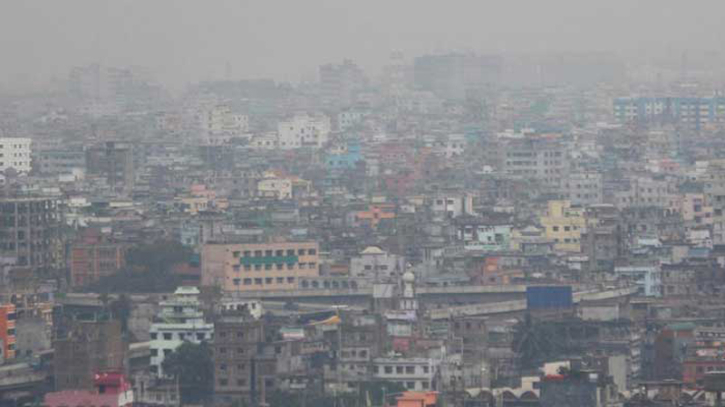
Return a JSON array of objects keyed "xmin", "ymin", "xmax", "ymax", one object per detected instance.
[{"xmin": 4, "ymin": 2, "xmax": 725, "ymax": 407}]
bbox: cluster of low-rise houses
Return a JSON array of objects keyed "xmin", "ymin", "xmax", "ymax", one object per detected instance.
[{"xmin": 4, "ymin": 53, "xmax": 725, "ymax": 406}]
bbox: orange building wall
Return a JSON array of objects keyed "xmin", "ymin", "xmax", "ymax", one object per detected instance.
[{"xmin": 0, "ymin": 304, "xmax": 17, "ymax": 359}]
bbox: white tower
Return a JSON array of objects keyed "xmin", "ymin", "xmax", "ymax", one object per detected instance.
[{"xmin": 400, "ymin": 268, "xmax": 418, "ymax": 311}]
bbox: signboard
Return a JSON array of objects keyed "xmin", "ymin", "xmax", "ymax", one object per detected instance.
[{"xmin": 526, "ymin": 286, "xmax": 573, "ymax": 309}]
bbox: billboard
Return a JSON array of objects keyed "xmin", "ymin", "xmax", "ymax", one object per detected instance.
[{"xmin": 526, "ymin": 286, "xmax": 573, "ymax": 309}]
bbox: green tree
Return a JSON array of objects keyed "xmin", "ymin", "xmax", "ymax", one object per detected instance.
[
  {"xmin": 512, "ymin": 313, "xmax": 563, "ymax": 370},
  {"xmin": 162, "ymin": 342, "xmax": 214, "ymax": 404}
]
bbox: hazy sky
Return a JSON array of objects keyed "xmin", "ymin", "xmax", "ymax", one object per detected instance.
[{"xmin": 2, "ymin": 0, "xmax": 724, "ymax": 89}]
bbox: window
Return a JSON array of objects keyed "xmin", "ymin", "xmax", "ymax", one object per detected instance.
[
  {"xmin": 298, "ymin": 249, "xmax": 306, "ymax": 255},
  {"xmin": 287, "ymin": 277, "xmax": 295, "ymax": 284},
  {"xmin": 309, "ymin": 249, "xmax": 317, "ymax": 255},
  {"xmin": 255, "ymin": 278, "xmax": 263, "ymax": 285},
  {"xmin": 396, "ymin": 366, "xmax": 404, "ymax": 374},
  {"xmin": 243, "ymin": 278, "xmax": 252, "ymax": 285},
  {"xmin": 385, "ymin": 366, "xmax": 393, "ymax": 374},
  {"xmin": 406, "ymin": 382, "xmax": 415, "ymax": 389},
  {"xmin": 163, "ymin": 333, "xmax": 172, "ymax": 340},
  {"xmin": 150, "ymin": 349, "xmax": 158, "ymax": 356},
  {"xmin": 405, "ymin": 366, "xmax": 415, "ymax": 374},
  {"xmin": 265, "ymin": 250, "xmax": 273, "ymax": 256},
  {"xmin": 287, "ymin": 249, "xmax": 295, "ymax": 256},
  {"xmin": 233, "ymin": 251, "xmax": 240, "ymax": 258},
  {"xmin": 150, "ymin": 333, "xmax": 158, "ymax": 340},
  {"xmin": 163, "ymin": 349, "xmax": 172, "ymax": 356},
  {"xmin": 265, "ymin": 278, "xmax": 273, "ymax": 284},
  {"xmin": 196, "ymin": 333, "xmax": 206, "ymax": 340},
  {"xmin": 552, "ymin": 226, "xmax": 559, "ymax": 232},
  {"xmin": 254, "ymin": 250, "xmax": 262, "ymax": 257},
  {"xmin": 243, "ymin": 251, "xmax": 251, "ymax": 257}
]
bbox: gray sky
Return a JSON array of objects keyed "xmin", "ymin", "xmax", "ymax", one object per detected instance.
[{"xmin": 1, "ymin": 0, "xmax": 723, "ymax": 89}]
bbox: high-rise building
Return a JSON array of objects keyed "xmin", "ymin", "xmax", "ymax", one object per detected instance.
[
  {"xmin": 85, "ymin": 142, "xmax": 135, "ymax": 194},
  {"xmin": 319, "ymin": 59, "xmax": 367, "ymax": 108},
  {"xmin": 0, "ymin": 196, "xmax": 63, "ymax": 274},
  {"xmin": 0, "ymin": 138, "xmax": 32, "ymax": 174},
  {"xmin": 414, "ymin": 53, "xmax": 501, "ymax": 100}
]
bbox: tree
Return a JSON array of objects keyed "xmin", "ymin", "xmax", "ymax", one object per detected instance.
[
  {"xmin": 162, "ymin": 342, "xmax": 214, "ymax": 404},
  {"xmin": 512, "ymin": 313, "xmax": 563, "ymax": 370}
]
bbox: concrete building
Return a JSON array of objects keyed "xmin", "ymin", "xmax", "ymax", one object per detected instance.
[
  {"xmin": 0, "ymin": 138, "xmax": 32, "ymax": 174},
  {"xmin": 614, "ymin": 265, "xmax": 662, "ymax": 297},
  {"xmin": 0, "ymin": 196, "xmax": 63, "ymax": 274},
  {"xmin": 213, "ymin": 310, "xmax": 270, "ymax": 405},
  {"xmin": 350, "ymin": 246, "xmax": 405, "ymax": 281},
  {"xmin": 201, "ymin": 241, "xmax": 320, "ymax": 291},
  {"xmin": 429, "ymin": 192, "xmax": 476, "ymax": 219},
  {"xmin": 70, "ymin": 229, "xmax": 126, "ymax": 288},
  {"xmin": 540, "ymin": 201, "xmax": 586, "ymax": 252},
  {"xmin": 85, "ymin": 141, "xmax": 135, "ymax": 194},
  {"xmin": 539, "ymin": 370, "xmax": 621, "ymax": 407},
  {"xmin": 502, "ymin": 138, "xmax": 569, "ymax": 193},
  {"xmin": 319, "ymin": 59, "xmax": 367, "ymax": 108},
  {"xmin": 413, "ymin": 53, "xmax": 502, "ymax": 100},
  {"xmin": 372, "ymin": 357, "xmax": 439, "ymax": 391},
  {"xmin": 149, "ymin": 287, "xmax": 213, "ymax": 377},
  {"xmin": 0, "ymin": 304, "xmax": 16, "ymax": 360},
  {"xmin": 54, "ymin": 320, "xmax": 127, "ymax": 390},
  {"xmin": 277, "ymin": 113, "xmax": 331, "ymax": 149},
  {"xmin": 563, "ymin": 171, "xmax": 603, "ymax": 206},
  {"xmin": 614, "ymin": 96, "xmax": 725, "ymax": 130}
]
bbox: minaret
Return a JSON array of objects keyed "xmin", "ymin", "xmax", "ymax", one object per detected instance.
[{"xmin": 400, "ymin": 267, "xmax": 418, "ymax": 311}]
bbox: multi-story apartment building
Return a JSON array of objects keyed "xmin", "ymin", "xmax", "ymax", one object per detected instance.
[
  {"xmin": 149, "ymin": 287, "xmax": 214, "ymax": 377},
  {"xmin": 563, "ymin": 171, "xmax": 603, "ymax": 206},
  {"xmin": 34, "ymin": 148, "xmax": 85, "ymax": 175},
  {"xmin": 201, "ymin": 241, "xmax": 320, "ymax": 292},
  {"xmin": 0, "ymin": 138, "xmax": 32, "ymax": 174},
  {"xmin": 54, "ymin": 320, "xmax": 127, "ymax": 390},
  {"xmin": 319, "ymin": 59, "xmax": 367, "ymax": 108},
  {"xmin": 70, "ymin": 229, "xmax": 126, "ymax": 288},
  {"xmin": 0, "ymin": 196, "xmax": 63, "ymax": 274},
  {"xmin": 213, "ymin": 310, "xmax": 270, "ymax": 405},
  {"xmin": 0, "ymin": 304, "xmax": 16, "ymax": 360},
  {"xmin": 540, "ymin": 200, "xmax": 586, "ymax": 253},
  {"xmin": 372, "ymin": 357, "xmax": 439, "ymax": 391},
  {"xmin": 502, "ymin": 137, "xmax": 568, "ymax": 193},
  {"xmin": 613, "ymin": 175, "xmax": 677, "ymax": 209},
  {"xmin": 614, "ymin": 96, "xmax": 725, "ymax": 130},
  {"xmin": 85, "ymin": 141, "xmax": 135, "ymax": 194},
  {"xmin": 277, "ymin": 114, "xmax": 331, "ymax": 149}
]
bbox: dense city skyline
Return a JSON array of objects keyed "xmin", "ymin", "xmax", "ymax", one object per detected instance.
[{"xmin": 3, "ymin": 0, "xmax": 725, "ymax": 89}]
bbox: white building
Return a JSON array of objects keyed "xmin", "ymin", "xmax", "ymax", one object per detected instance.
[
  {"xmin": 372, "ymin": 356, "xmax": 439, "ymax": 391},
  {"xmin": 149, "ymin": 287, "xmax": 214, "ymax": 377},
  {"xmin": 277, "ymin": 113, "xmax": 331, "ymax": 149},
  {"xmin": 198, "ymin": 105, "xmax": 249, "ymax": 145},
  {"xmin": 338, "ymin": 109, "xmax": 368, "ymax": 132},
  {"xmin": 0, "ymin": 138, "xmax": 32, "ymax": 173},
  {"xmin": 350, "ymin": 246, "xmax": 405, "ymax": 281},
  {"xmin": 429, "ymin": 192, "xmax": 475, "ymax": 218}
]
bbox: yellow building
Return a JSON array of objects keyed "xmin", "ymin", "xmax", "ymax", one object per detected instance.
[
  {"xmin": 540, "ymin": 200, "xmax": 585, "ymax": 252},
  {"xmin": 201, "ymin": 241, "xmax": 320, "ymax": 291}
]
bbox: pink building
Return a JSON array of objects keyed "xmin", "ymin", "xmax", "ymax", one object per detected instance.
[{"xmin": 45, "ymin": 372, "xmax": 133, "ymax": 407}]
